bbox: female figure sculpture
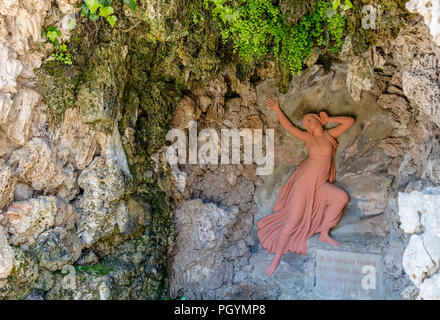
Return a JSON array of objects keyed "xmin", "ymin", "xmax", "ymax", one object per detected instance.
[{"xmin": 256, "ymin": 97, "xmax": 355, "ymax": 277}]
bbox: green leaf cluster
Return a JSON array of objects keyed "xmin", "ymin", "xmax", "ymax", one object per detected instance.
[
  {"xmin": 191, "ymin": 10, "xmax": 206, "ymax": 25},
  {"xmin": 74, "ymin": 264, "xmax": 112, "ymax": 276},
  {"xmin": 204, "ymin": 0, "xmax": 353, "ymax": 76},
  {"xmin": 80, "ymin": 0, "xmax": 136, "ymax": 27},
  {"xmin": 41, "ymin": 26, "xmax": 73, "ymax": 65}
]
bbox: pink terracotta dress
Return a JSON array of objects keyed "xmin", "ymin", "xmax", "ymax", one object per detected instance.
[{"xmin": 256, "ymin": 129, "xmax": 348, "ymax": 256}]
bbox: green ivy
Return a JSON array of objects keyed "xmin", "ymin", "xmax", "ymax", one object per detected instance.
[
  {"xmin": 41, "ymin": 26, "xmax": 73, "ymax": 65},
  {"xmin": 80, "ymin": 0, "xmax": 136, "ymax": 27},
  {"xmin": 204, "ymin": 0, "xmax": 352, "ymax": 76}
]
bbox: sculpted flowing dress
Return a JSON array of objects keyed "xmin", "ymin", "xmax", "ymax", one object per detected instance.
[{"xmin": 256, "ymin": 129, "xmax": 348, "ymax": 256}]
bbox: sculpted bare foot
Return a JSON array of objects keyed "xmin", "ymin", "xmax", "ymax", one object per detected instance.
[
  {"xmin": 265, "ymin": 255, "xmax": 281, "ymax": 277},
  {"xmin": 319, "ymin": 233, "xmax": 340, "ymax": 247}
]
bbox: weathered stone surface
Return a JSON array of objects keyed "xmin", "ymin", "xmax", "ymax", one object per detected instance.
[
  {"xmin": 13, "ymin": 183, "xmax": 32, "ymax": 202},
  {"xmin": 7, "ymin": 137, "xmax": 78, "ymax": 200},
  {"xmin": 0, "ymin": 43, "xmax": 22, "ymax": 93},
  {"xmin": 75, "ymin": 250, "xmax": 99, "ymax": 266},
  {"xmin": 402, "ymin": 55, "xmax": 440, "ymax": 127},
  {"xmin": 74, "ymin": 156, "xmax": 127, "ymax": 247},
  {"xmin": 0, "ymin": 87, "xmax": 39, "ymax": 145},
  {"xmin": 224, "ymin": 277, "xmax": 280, "ymax": 300},
  {"xmin": 384, "ymin": 240, "xmax": 406, "ymax": 278},
  {"xmin": 419, "ymin": 273, "xmax": 440, "ymax": 300},
  {"xmin": 54, "ymin": 198, "xmax": 76, "ymax": 230},
  {"xmin": 402, "ymin": 235, "xmax": 436, "ymax": 287},
  {"xmin": 0, "ymin": 226, "xmax": 15, "ymax": 279},
  {"xmin": 398, "ymin": 193, "xmax": 422, "ymax": 234},
  {"xmin": 168, "ymin": 95, "xmax": 200, "ymax": 129},
  {"xmin": 398, "ymin": 186, "xmax": 440, "ymax": 234},
  {"xmin": 76, "ymin": 44, "xmax": 128, "ymax": 134},
  {"xmin": 422, "ymin": 231, "xmax": 440, "ymax": 267},
  {"xmin": 398, "ymin": 185, "xmax": 440, "ymax": 298},
  {"xmin": 198, "ymin": 95, "xmax": 212, "ymax": 113},
  {"xmin": 332, "ymin": 214, "xmax": 389, "ymax": 238},
  {"xmin": 35, "ymin": 227, "xmax": 82, "ymax": 271},
  {"xmin": 35, "ymin": 61, "xmax": 78, "ymax": 114},
  {"xmin": 99, "ymin": 124, "xmax": 131, "ymax": 177},
  {"xmin": 6, "ymin": 196, "xmax": 57, "ymax": 246},
  {"xmin": 52, "ymin": 107, "xmax": 98, "ymax": 171},
  {"xmin": 0, "ymin": 247, "xmax": 39, "ymax": 299},
  {"xmin": 163, "ymin": 145, "xmax": 187, "ymax": 196},
  {"xmin": 46, "ymin": 233, "xmax": 165, "ymax": 300},
  {"xmin": 406, "ymin": 0, "xmax": 440, "ymax": 45},
  {"xmin": 169, "ymin": 199, "xmax": 243, "ymax": 299},
  {"xmin": 0, "ymin": 160, "xmax": 15, "ymax": 211}
]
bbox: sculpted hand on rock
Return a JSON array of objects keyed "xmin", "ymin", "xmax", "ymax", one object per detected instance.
[{"xmin": 257, "ymin": 96, "xmax": 355, "ymax": 277}]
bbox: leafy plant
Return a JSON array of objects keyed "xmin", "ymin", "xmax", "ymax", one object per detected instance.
[
  {"xmin": 204, "ymin": 0, "xmax": 283, "ymax": 64},
  {"xmin": 191, "ymin": 10, "xmax": 205, "ymax": 24},
  {"xmin": 204, "ymin": 0, "xmax": 353, "ymax": 76},
  {"xmin": 74, "ymin": 264, "xmax": 112, "ymax": 276},
  {"xmin": 80, "ymin": 0, "xmax": 137, "ymax": 27},
  {"xmin": 41, "ymin": 26, "xmax": 73, "ymax": 65}
]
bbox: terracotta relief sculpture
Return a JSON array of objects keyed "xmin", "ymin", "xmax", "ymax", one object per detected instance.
[{"xmin": 257, "ymin": 97, "xmax": 355, "ymax": 277}]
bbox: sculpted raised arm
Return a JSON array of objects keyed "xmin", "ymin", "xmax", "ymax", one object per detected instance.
[
  {"xmin": 322, "ymin": 112, "xmax": 355, "ymax": 138},
  {"xmin": 266, "ymin": 97, "xmax": 311, "ymax": 142}
]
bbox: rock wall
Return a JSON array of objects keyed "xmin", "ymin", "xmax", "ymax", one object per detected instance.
[
  {"xmin": 343, "ymin": 11, "xmax": 440, "ymax": 299},
  {"xmin": 0, "ymin": 0, "xmax": 228, "ymax": 299},
  {"xmin": 166, "ymin": 5, "xmax": 440, "ymax": 300},
  {"xmin": 165, "ymin": 60, "xmax": 410, "ymax": 299},
  {"xmin": 1, "ymin": 0, "xmax": 440, "ymax": 300}
]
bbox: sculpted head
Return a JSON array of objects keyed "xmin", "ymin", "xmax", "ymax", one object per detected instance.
[{"xmin": 303, "ymin": 113, "xmax": 324, "ymax": 134}]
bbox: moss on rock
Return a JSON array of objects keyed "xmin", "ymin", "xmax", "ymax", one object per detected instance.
[
  {"xmin": 0, "ymin": 248, "xmax": 39, "ymax": 299},
  {"xmin": 35, "ymin": 60, "xmax": 81, "ymax": 115},
  {"xmin": 346, "ymin": 0, "xmax": 411, "ymax": 55}
]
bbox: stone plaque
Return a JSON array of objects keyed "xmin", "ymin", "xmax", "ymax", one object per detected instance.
[{"xmin": 315, "ymin": 249, "xmax": 384, "ymax": 299}]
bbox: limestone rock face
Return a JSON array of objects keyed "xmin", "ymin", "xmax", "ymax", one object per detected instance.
[
  {"xmin": 0, "ymin": 247, "xmax": 39, "ymax": 299},
  {"xmin": 74, "ymin": 156, "xmax": 127, "ymax": 247},
  {"xmin": 168, "ymin": 95, "xmax": 200, "ymax": 129},
  {"xmin": 35, "ymin": 227, "xmax": 82, "ymax": 272},
  {"xmin": 0, "ymin": 226, "xmax": 15, "ymax": 279},
  {"xmin": 0, "ymin": 160, "xmax": 15, "ymax": 211},
  {"xmin": 6, "ymin": 196, "xmax": 58, "ymax": 246},
  {"xmin": 0, "ymin": 87, "xmax": 40, "ymax": 145},
  {"xmin": 345, "ymin": 18, "xmax": 440, "ymax": 129},
  {"xmin": 52, "ymin": 107, "xmax": 98, "ymax": 171},
  {"xmin": 399, "ymin": 186, "xmax": 440, "ymax": 298},
  {"xmin": 419, "ymin": 273, "xmax": 440, "ymax": 300},
  {"xmin": 398, "ymin": 186, "xmax": 440, "ymax": 234},
  {"xmin": 406, "ymin": 0, "xmax": 440, "ymax": 46},
  {"xmin": 170, "ymin": 199, "xmax": 245, "ymax": 299},
  {"xmin": 402, "ymin": 235, "xmax": 436, "ymax": 286},
  {"xmin": 76, "ymin": 44, "xmax": 128, "ymax": 134},
  {"xmin": 7, "ymin": 137, "xmax": 78, "ymax": 200}
]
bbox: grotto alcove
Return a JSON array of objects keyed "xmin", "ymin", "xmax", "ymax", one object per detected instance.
[
  {"xmin": 1, "ymin": 0, "xmax": 440, "ymax": 301},
  {"xmin": 167, "ymin": 62, "xmax": 408, "ymax": 300},
  {"xmin": 166, "ymin": 15, "xmax": 440, "ymax": 299}
]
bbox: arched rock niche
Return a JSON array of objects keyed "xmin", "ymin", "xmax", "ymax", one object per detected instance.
[
  {"xmin": 167, "ymin": 60, "xmax": 420, "ymax": 300},
  {"xmin": 168, "ymin": 17, "xmax": 440, "ymax": 301}
]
